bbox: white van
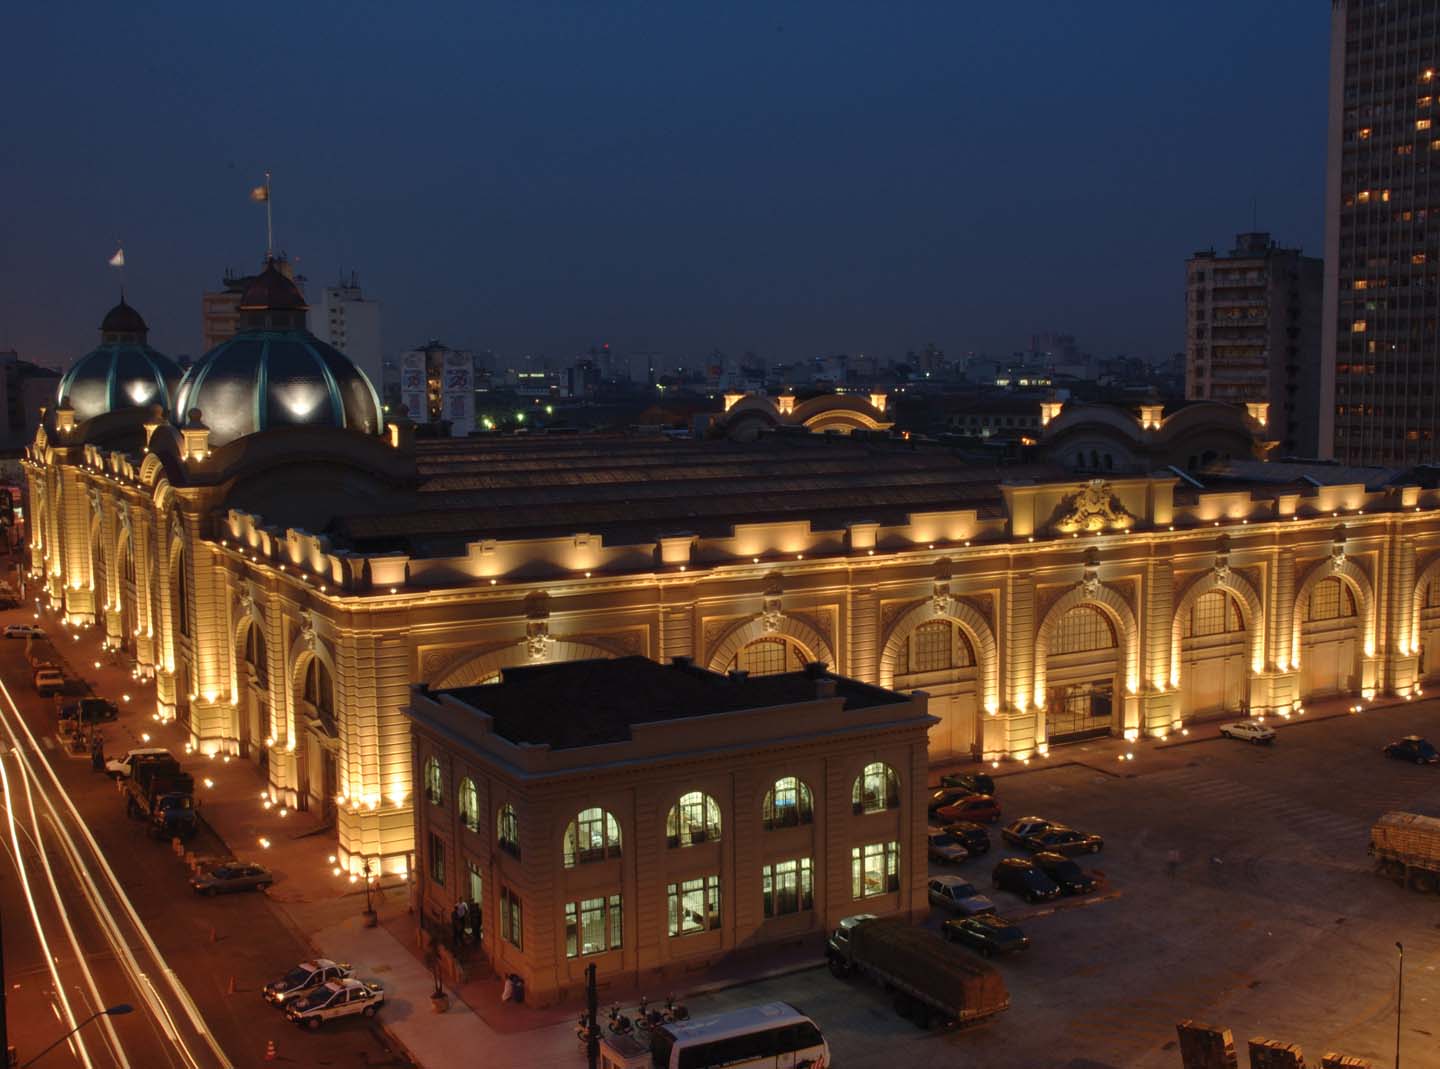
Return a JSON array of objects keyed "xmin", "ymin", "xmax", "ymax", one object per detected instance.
[{"xmin": 648, "ymin": 1002, "xmax": 828, "ymax": 1069}]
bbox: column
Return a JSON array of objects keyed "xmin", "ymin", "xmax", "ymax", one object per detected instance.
[
  {"xmin": 848, "ymin": 584, "xmax": 878, "ymax": 684},
  {"xmin": 1384, "ymin": 529, "xmax": 1418, "ymax": 694},
  {"xmin": 993, "ymin": 559, "xmax": 1037, "ymax": 759},
  {"xmin": 1140, "ymin": 553, "xmax": 1179, "ymax": 736}
]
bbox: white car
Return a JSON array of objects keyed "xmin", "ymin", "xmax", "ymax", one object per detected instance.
[
  {"xmin": 1219, "ymin": 720, "xmax": 1276, "ymax": 744},
  {"xmin": 105, "ymin": 747, "xmax": 173, "ymax": 778},
  {"xmin": 3, "ymin": 624, "xmax": 44, "ymax": 639},
  {"xmin": 927, "ymin": 875, "xmax": 996, "ymax": 916},
  {"xmin": 264, "ymin": 959, "xmax": 353, "ymax": 1006},
  {"xmin": 283, "ymin": 979, "xmax": 384, "ymax": 1028},
  {"xmin": 927, "ymin": 830, "xmax": 969, "ymax": 864}
]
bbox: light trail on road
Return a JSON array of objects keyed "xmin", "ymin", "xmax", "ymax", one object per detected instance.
[{"xmin": 0, "ymin": 672, "xmax": 233, "ymax": 1069}]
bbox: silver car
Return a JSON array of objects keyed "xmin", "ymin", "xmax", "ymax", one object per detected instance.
[
  {"xmin": 927, "ymin": 875, "xmax": 996, "ymax": 916},
  {"xmin": 284, "ymin": 979, "xmax": 384, "ymax": 1029},
  {"xmin": 190, "ymin": 861, "xmax": 273, "ymax": 895}
]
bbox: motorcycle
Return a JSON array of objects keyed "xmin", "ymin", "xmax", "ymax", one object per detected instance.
[
  {"xmin": 575, "ymin": 1014, "xmax": 597, "ymax": 1048},
  {"xmin": 635, "ymin": 995, "xmax": 666, "ymax": 1032},
  {"xmin": 665, "ymin": 993, "xmax": 690, "ymax": 1022},
  {"xmin": 607, "ymin": 1002, "xmax": 634, "ymax": 1036}
]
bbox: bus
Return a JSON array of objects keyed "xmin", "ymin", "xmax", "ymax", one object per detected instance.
[{"xmin": 648, "ymin": 1002, "xmax": 828, "ymax": 1069}]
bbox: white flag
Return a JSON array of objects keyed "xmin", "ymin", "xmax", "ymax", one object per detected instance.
[{"xmin": 108, "ymin": 248, "xmax": 125, "ymax": 268}]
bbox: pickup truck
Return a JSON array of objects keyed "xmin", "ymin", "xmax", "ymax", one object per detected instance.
[{"xmin": 106, "ymin": 747, "xmax": 174, "ymax": 779}]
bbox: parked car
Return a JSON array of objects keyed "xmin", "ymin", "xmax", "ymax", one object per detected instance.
[
  {"xmin": 283, "ymin": 979, "xmax": 384, "ymax": 1029},
  {"xmin": 191, "ymin": 861, "xmax": 273, "ymax": 895},
  {"xmin": 3, "ymin": 624, "xmax": 44, "ymax": 639},
  {"xmin": 33, "ymin": 667, "xmax": 65, "ymax": 697},
  {"xmin": 1002, "ymin": 816, "xmax": 1053, "ymax": 847},
  {"xmin": 941, "ymin": 820, "xmax": 991, "ymax": 856},
  {"xmin": 105, "ymin": 747, "xmax": 174, "ymax": 778},
  {"xmin": 992, "ymin": 857, "xmax": 1061, "ymax": 903},
  {"xmin": 927, "ymin": 787, "xmax": 975, "ymax": 815},
  {"xmin": 1031, "ymin": 851, "xmax": 1097, "ymax": 895},
  {"xmin": 1384, "ymin": 736, "xmax": 1440, "ymax": 765},
  {"xmin": 1021, "ymin": 825, "xmax": 1104, "ymax": 856},
  {"xmin": 935, "ymin": 793, "xmax": 1001, "ymax": 825},
  {"xmin": 927, "ymin": 875, "xmax": 996, "ymax": 916},
  {"xmin": 939, "ymin": 771, "xmax": 996, "ymax": 796},
  {"xmin": 942, "ymin": 913, "xmax": 1030, "ymax": 957},
  {"xmin": 58, "ymin": 697, "xmax": 118, "ymax": 724},
  {"xmin": 1219, "ymin": 720, "xmax": 1276, "ymax": 744},
  {"xmin": 263, "ymin": 960, "xmax": 353, "ymax": 1007},
  {"xmin": 927, "ymin": 831, "xmax": 969, "ymax": 864}
]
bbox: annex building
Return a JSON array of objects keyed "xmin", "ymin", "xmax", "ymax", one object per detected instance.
[{"xmin": 26, "ymin": 267, "xmax": 1440, "ymax": 883}]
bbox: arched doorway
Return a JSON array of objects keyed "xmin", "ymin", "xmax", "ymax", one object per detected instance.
[
  {"xmin": 295, "ymin": 655, "xmax": 338, "ymax": 819},
  {"xmin": 1045, "ymin": 605, "xmax": 1119, "ymax": 744},
  {"xmin": 1299, "ymin": 577, "xmax": 1361, "ymax": 698},
  {"xmin": 1420, "ymin": 578, "xmax": 1440, "ymax": 683},
  {"xmin": 892, "ymin": 619, "xmax": 979, "ymax": 761},
  {"xmin": 1177, "ymin": 590, "xmax": 1249, "ymax": 718},
  {"xmin": 169, "ymin": 544, "xmax": 192, "ymax": 728},
  {"xmin": 117, "ymin": 533, "xmax": 136, "ymax": 654},
  {"xmin": 239, "ymin": 621, "xmax": 269, "ymax": 766},
  {"xmin": 724, "ymin": 635, "xmax": 811, "ymax": 676}
]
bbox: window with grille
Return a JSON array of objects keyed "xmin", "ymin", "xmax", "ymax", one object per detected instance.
[
  {"xmin": 1187, "ymin": 591, "xmax": 1245, "ymax": 637},
  {"xmin": 458, "ymin": 778, "xmax": 479, "ymax": 831},
  {"xmin": 244, "ymin": 625, "xmax": 268, "ymax": 687},
  {"xmin": 734, "ymin": 638, "xmax": 802, "ymax": 676},
  {"xmin": 762, "ymin": 776, "xmax": 814, "ymax": 829},
  {"xmin": 667, "ymin": 876, "xmax": 721, "ymax": 936},
  {"xmin": 763, "ymin": 858, "xmax": 814, "ymax": 917},
  {"xmin": 667, "ymin": 792, "xmax": 722, "ymax": 847},
  {"xmin": 851, "ymin": 841, "xmax": 900, "ymax": 899},
  {"xmin": 1052, "ymin": 605, "xmax": 1116, "ymax": 654},
  {"xmin": 563, "ymin": 808, "xmax": 622, "ymax": 866},
  {"xmin": 851, "ymin": 762, "xmax": 900, "ymax": 814},
  {"xmin": 428, "ymin": 832, "xmax": 446, "ymax": 884},
  {"xmin": 497, "ymin": 804, "xmax": 520, "ymax": 858},
  {"xmin": 1307, "ymin": 577, "xmax": 1356, "ymax": 621},
  {"xmin": 424, "ymin": 756, "xmax": 443, "ymax": 806},
  {"xmin": 565, "ymin": 894, "xmax": 622, "ymax": 957},
  {"xmin": 500, "ymin": 886, "xmax": 522, "ymax": 949},
  {"xmin": 903, "ymin": 621, "xmax": 975, "ymax": 673}
]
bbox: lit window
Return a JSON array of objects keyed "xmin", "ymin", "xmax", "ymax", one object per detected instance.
[
  {"xmin": 428, "ymin": 832, "xmax": 446, "ymax": 884},
  {"xmin": 500, "ymin": 886, "xmax": 523, "ymax": 949},
  {"xmin": 762, "ymin": 859, "xmax": 814, "ymax": 917},
  {"xmin": 666, "ymin": 792, "xmax": 722, "ymax": 847},
  {"xmin": 1421, "ymin": 96, "xmax": 1434, "ymax": 108},
  {"xmin": 851, "ymin": 762, "xmax": 900, "ymax": 814},
  {"xmin": 1358, "ymin": 190, "xmax": 1372, "ymax": 203},
  {"xmin": 1420, "ymin": 119, "xmax": 1433, "ymax": 131},
  {"xmin": 1425, "ymin": 69, "xmax": 1436, "ymax": 83},
  {"xmin": 1306, "ymin": 578, "xmax": 1356, "ymax": 622},
  {"xmin": 1352, "ymin": 320, "xmax": 1368, "ymax": 333},
  {"xmin": 1354, "ymin": 280, "xmax": 1369, "ymax": 290},
  {"xmin": 1358, "ymin": 127, "xmax": 1373, "ymax": 140},
  {"xmin": 666, "ymin": 876, "xmax": 721, "ymax": 936},
  {"xmin": 562, "ymin": 808, "xmax": 622, "ymax": 866},
  {"xmin": 497, "ymin": 803, "xmax": 520, "ymax": 858},
  {"xmin": 762, "ymin": 776, "xmax": 814, "ymax": 829},
  {"xmin": 851, "ymin": 841, "xmax": 901, "ymax": 899},
  {"xmin": 565, "ymin": 894, "xmax": 622, "ymax": 957},
  {"xmin": 458, "ymin": 778, "xmax": 479, "ymax": 832},
  {"xmin": 1382, "ymin": 189, "xmax": 1392, "ymax": 202},
  {"xmin": 1415, "ymin": 254, "xmax": 1429, "ymax": 265},
  {"xmin": 424, "ymin": 757, "xmax": 443, "ymax": 806}
]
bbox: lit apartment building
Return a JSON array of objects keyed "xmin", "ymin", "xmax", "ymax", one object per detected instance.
[
  {"xmin": 1323, "ymin": 1, "xmax": 1440, "ymax": 464},
  {"xmin": 1187, "ymin": 233, "xmax": 1323, "ymax": 457},
  {"xmin": 311, "ymin": 273, "xmax": 383, "ymax": 397}
]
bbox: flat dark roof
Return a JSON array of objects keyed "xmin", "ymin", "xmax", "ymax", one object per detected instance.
[{"xmin": 429, "ymin": 655, "xmax": 904, "ymax": 749}]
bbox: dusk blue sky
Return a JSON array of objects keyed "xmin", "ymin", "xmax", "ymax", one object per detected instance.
[{"xmin": 0, "ymin": 1, "xmax": 1329, "ymax": 368}]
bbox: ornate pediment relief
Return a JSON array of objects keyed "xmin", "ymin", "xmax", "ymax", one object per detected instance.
[{"xmin": 1050, "ymin": 480, "xmax": 1135, "ymax": 535}]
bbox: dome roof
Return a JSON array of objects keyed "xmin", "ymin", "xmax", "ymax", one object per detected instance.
[
  {"xmin": 239, "ymin": 262, "xmax": 306, "ymax": 312},
  {"xmin": 174, "ymin": 333, "xmax": 383, "ymax": 448},
  {"xmin": 58, "ymin": 300, "xmax": 180, "ymax": 422}
]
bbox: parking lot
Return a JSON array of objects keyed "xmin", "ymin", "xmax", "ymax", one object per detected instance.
[{"xmin": 675, "ymin": 703, "xmax": 1440, "ymax": 1069}]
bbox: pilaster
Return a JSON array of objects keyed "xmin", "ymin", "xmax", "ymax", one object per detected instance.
[{"xmin": 848, "ymin": 584, "xmax": 878, "ymax": 684}]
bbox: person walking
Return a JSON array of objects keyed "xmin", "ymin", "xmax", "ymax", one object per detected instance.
[{"xmin": 451, "ymin": 899, "xmax": 468, "ymax": 948}]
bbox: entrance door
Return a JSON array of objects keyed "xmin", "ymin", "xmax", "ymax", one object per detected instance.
[
  {"xmin": 1302, "ymin": 638, "xmax": 1356, "ymax": 697},
  {"xmin": 1047, "ymin": 681, "xmax": 1113, "ymax": 744}
]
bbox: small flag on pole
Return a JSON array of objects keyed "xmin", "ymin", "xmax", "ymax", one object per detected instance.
[
  {"xmin": 108, "ymin": 247, "xmax": 125, "ymax": 268},
  {"xmin": 250, "ymin": 184, "xmax": 269, "ymax": 202}
]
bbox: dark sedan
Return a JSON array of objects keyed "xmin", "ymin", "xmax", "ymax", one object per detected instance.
[
  {"xmin": 191, "ymin": 861, "xmax": 274, "ymax": 895},
  {"xmin": 1022, "ymin": 826, "xmax": 1104, "ymax": 856},
  {"xmin": 942, "ymin": 913, "xmax": 1030, "ymax": 957},
  {"xmin": 1384, "ymin": 736, "xmax": 1440, "ymax": 764},
  {"xmin": 942, "ymin": 820, "xmax": 991, "ymax": 856},
  {"xmin": 939, "ymin": 771, "xmax": 996, "ymax": 796},
  {"xmin": 992, "ymin": 857, "xmax": 1061, "ymax": 903},
  {"xmin": 1002, "ymin": 816, "xmax": 1053, "ymax": 847},
  {"xmin": 927, "ymin": 787, "xmax": 975, "ymax": 815},
  {"xmin": 1031, "ymin": 851, "xmax": 1097, "ymax": 895}
]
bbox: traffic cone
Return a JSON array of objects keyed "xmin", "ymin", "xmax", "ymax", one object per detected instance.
[{"xmin": 264, "ymin": 1038, "xmax": 277, "ymax": 1061}]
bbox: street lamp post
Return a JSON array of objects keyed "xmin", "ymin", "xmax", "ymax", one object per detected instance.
[
  {"xmin": 1395, "ymin": 941, "xmax": 1404, "ymax": 1069},
  {"xmin": 362, "ymin": 857, "xmax": 378, "ymax": 928},
  {"xmin": 19, "ymin": 1003, "xmax": 132, "ymax": 1068}
]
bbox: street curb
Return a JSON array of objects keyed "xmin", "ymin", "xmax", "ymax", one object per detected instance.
[
  {"xmin": 680, "ymin": 958, "xmax": 827, "ymax": 1000},
  {"xmin": 1007, "ymin": 888, "xmax": 1123, "ymax": 922}
]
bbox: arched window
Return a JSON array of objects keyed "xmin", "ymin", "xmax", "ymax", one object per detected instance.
[
  {"xmin": 497, "ymin": 804, "xmax": 520, "ymax": 858},
  {"xmin": 1052, "ymin": 605, "xmax": 1117, "ymax": 655},
  {"xmin": 303, "ymin": 658, "xmax": 335, "ymax": 735},
  {"xmin": 728, "ymin": 637, "xmax": 807, "ymax": 677},
  {"xmin": 1183, "ymin": 590, "xmax": 1245, "ymax": 638},
  {"xmin": 173, "ymin": 549, "xmax": 191, "ymax": 638},
  {"xmin": 852, "ymin": 762, "xmax": 900, "ymax": 814},
  {"xmin": 762, "ymin": 776, "xmax": 814, "ymax": 829},
  {"xmin": 423, "ymin": 756, "xmax": 443, "ymax": 806},
  {"xmin": 900, "ymin": 620, "xmax": 975, "ymax": 675},
  {"xmin": 458, "ymin": 778, "xmax": 479, "ymax": 832},
  {"xmin": 666, "ymin": 792, "xmax": 721, "ymax": 847},
  {"xmin": 244, "ymin": 624, "xmax": 268, "ymax": 688},
  {"xmin": 1307, "ymin": 577, "xmax": 1357, "ymax": 622},
  {"xmin": 121, "ymin": 538, "xmax": 135, "ymax": 582},
  {"xmin": 563, "ymin": 808, "xmax": 622, "ymax": 866}
]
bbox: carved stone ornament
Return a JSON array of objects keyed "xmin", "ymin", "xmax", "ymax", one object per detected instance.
[
  {"xmin": 1081, "ymin": 572, "xmax": 1101, "ymax": 599},
  {"xmin": 298, "ymin": 610, "xmax": 317, "ymax": 653},
  {"xmin": 1052, "ymin": 479, "xmax": 1135, "ymax": 534},
  {"xmin": 760, "ymin": 592, "xmax": 784, "ymax": 633},
  {"xmin": 1329, "ymin": 544, "xmax": 1346, "ymax": 572},
  {"xmin": 1213, "ymin": 553, "xmax": 1231, "ymax": 582},
  {"xmin": 931, "ymin": 580, "xmax": 954, "ymax": 618},
  {"xmin": 118, "ymin": 500, "xmax": 132, "ymax": 541},
  {"xmin": 238, "ymin": 586, "xmax": 255, "ymax": 620},
  {"xmin": 525, "ymin": 619, "xmax": 551, "ymax": 660}
]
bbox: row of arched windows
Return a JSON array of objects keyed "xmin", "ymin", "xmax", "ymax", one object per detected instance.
[{"xmin": 422, "ymin": 758, "xmax": 903, "ymax": 867}]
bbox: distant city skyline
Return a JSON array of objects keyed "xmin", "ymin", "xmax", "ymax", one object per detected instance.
[{"xmin": 1, "ymin": 3, "xmax": 1327, "ymax": 369}]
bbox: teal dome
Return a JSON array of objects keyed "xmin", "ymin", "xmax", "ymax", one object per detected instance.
[
  {"xmin": 173, "ymin": 262, "xmax": 382, "ymax": 447},
  {"xmin": 58, "ymin": 299, "xmax": 180, "ymax": 422}
]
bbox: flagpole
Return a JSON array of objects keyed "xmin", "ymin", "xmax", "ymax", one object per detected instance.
[{"xmin": 265, "ymin": 171, "xmax": 273, "ymax": 260}]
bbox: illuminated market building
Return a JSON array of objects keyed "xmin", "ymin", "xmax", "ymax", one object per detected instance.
[{"xmin": 26, "ymin": 271, "xmax": 1440, "ymax": 887}]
